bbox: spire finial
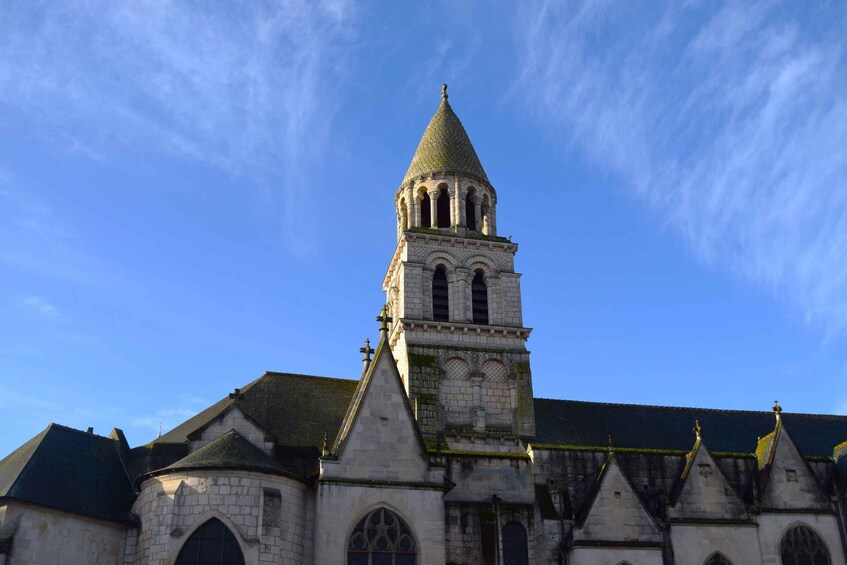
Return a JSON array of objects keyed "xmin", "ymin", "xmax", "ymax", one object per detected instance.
[
  {"xmin": 773, "ymin": 400, "xmax": 782, "ymax": 421},
  {"xmin": 694, "ymin": 420, "xmax": 702, "ymax": 440},
  {"xmin": 607, "ymin": 433, "xmax": 615, "ymax": 453},
  {"xmin": 321, "ymin": 432, "xmax": 329, "ymax": 457},
  {"xmin": 359, "ymin": 338, "xmax": 374, "ymax": 362},
  {"xmin": 376, "ymin": 305, "xmax": 392, "ymax": 334},
  {"xmin": 441, "ymin": 83, "xmax": 448, "ymax": 101}
]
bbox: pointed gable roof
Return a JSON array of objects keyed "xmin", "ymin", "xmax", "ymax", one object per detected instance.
[
  {"xmin": 0, "ymin": 424, "xmax": 136, "ymax": 524},
  {"xmin": 331, "ymin": 334, "xmax": 428, "ymax": 463},
  {"xmin": 669, "ymin": 425, "xmax": 749, "ymax": 519},
  {"xmin": 403, "ymin": 86, "xmax": 489, "ymax": 186}
]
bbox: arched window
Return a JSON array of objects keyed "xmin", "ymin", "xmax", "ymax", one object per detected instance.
[
  {"xmin": 437, "ymin": 187, "xmax": 450, "ymax": 228},
  {"xmin": 347, "ymin": 507, "xmax": 416, "ymax": 565},
  {"xmin": 420, "ymin": 192, "xmax": 431, "ymax": 228},
  {"xmin": 176, "ymin": 518, "xmax": 245, "ymax": 565},
  {"xmin": 466, "ymin": 193, "xmax": 476, "ymax": 231},
  {"xmin": 432, "ymin": 265, "xmax": 449, "ymax": 321},
  {"xmin": 502, "ymin": 521, "xmax": 528, "ymax": 565},
  {"xmin": 472, "ymin": 270, "xmax": 488, "ymax": 325},
  {"xmin": 705, "ymin": 552, "xmax": 733, "ymax": 565},
  {"xmin": 780, "ymin": 524, "xmax": 831, "ymax": 565}
]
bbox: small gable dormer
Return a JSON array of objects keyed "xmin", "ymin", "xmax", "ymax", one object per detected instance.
[
  {"xmin": 669, "ymin": 421, "xmax": 749, "ymax": 521},
  {"xmin": 573, "ymin": 454, "xmax": 662, "ymax": 545},
  {"xmin": 756, "ymin": 403, "xmax": 830, "ymax": 512}
]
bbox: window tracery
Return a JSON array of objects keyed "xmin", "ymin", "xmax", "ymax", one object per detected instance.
[
  {"xmin": 347, "ymin": 507, "xmax": 417, "ymax": 565},
  {"xmin": 780, "ymin": 524, "xmax": 831, "ymax": 565}
]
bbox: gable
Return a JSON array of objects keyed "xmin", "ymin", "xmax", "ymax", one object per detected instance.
[
  {"xmin": 576, "ymin": 457, "xmax": 661, "ymax": 544},
  {"xmin": 669, "ymin": 440, "xmax": 748, "ymax": 520},
  {"xmin": 759, "ymin": 426, "xmax": 829, "ymax": 511},
  {"xmin": 189, "ymin": 406, "xmax": 274, "ymax": 455},
  {"xmin": 325, "ymin": 340, "xmax": 429, "ymax": 483}
]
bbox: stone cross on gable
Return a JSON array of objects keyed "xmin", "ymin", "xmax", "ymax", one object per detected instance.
[
  {"xmin": 376, "ymin": 305, "xmax": 392, "ymax": 334},
  {"xmin": 607, "ymin": 433, "xmax": 615, "ymax": 453},
  {"xmin": 693, "ymin": 420, "xmax": 702, "ymax": 440},
  {"xmin": 773, "ymin": 400, "xmax": 782, "ymax": 421},
  {"xmin": 359, "ymin": 338, "xmax": 374, "ymax": 362},
  {"xmin": 229, "ymin": 388, "xmax": 245, "ymax": 402}
]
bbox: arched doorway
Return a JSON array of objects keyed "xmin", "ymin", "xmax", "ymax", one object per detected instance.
[
  {"xmin": 502, "ymin": 521, "xmax": 528, "ymax": 565},
  {"xmin": 175, "ymin": 517, "xmax": 245, "ymax": 565},
  {"xmin": 347, "ymin": 507, "xmax": 417, "ymax": 565}
]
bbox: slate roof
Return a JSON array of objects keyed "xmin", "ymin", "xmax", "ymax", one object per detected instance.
[
  {"xmin": 134, "ymin": 372, "xmax": 358, "ymax": 478},
  {"xmin": 0, "ymin": 424, "xmax": 136, "ymax": 524},
  {"xmin": 156, "ymin": 430, "xmax": 286, "ymax": 476},
  {"xmin": 402, "ymin": 93, "xmax": 489, "ymax": 185},
  {"xmin": 534, "ymin": 398, "xmax": 847, "ymax": 457}
]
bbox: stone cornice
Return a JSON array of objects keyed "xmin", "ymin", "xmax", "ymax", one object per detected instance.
[{"xmin": 389, "ymin": 318, "xmax": 532, "ymax": 347}]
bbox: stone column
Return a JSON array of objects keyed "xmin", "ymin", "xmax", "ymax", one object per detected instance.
[
  {"xmin": 427, "ymin": 188, "xmax": 440, "ymax": 228},
  {"xmin": 471, "ymin": 371, "xmax": 485, "ymax": 432},
  {"xmin": 473, "ymin": 196, "xmax": 483, "ymax": 233},
  {"xmin": 448, "ymin": 186, "xmax": 458, "ymax": 227},
  {"xmin": 405, "ymin": 186, "xmax": 415, "ymax": 228},
  {"xmin": 455, "ymin": 268, "xmax": 471, "ymax": 322}
]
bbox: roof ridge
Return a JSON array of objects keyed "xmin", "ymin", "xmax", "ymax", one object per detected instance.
[
  {"xmin": 533, "ymin": 397, "xmax": 847, "ymax": 419},
  {"xmin": 261, "ymin": 371, "xmax": 356, "ymax": 383},
  {"xmin": 45, "ymin": 423, "xmax": 116, "ymax": 442}
]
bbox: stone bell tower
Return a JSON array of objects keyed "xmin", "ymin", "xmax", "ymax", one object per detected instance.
[{"xmin": 383, "ymin": 85, "xmax": 535, "ymax": 452}]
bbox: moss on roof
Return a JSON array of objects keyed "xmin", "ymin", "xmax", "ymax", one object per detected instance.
[
  {"xmin": 159, "ymin": 430, "xmax": 285, "ymax": 475},
  {"xmin": 403, "ymin": 96, "xmax": 489, "ymax": 185}
]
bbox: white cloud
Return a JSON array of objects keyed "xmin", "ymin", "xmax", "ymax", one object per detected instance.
[
  {"xmin": 20, "ymin": 294, "xmax": 61, "ymax": 320},
  {"xmin": 0, "ymin": 0, "xmax": 358, "ymax": 248},
  {"xmin": 514, "ymin": 1, "xmax": 847, "ymax": 337}
]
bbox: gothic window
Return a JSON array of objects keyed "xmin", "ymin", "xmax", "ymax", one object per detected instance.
[
  {"xmin": 780, "ymin": 524, "xmax": 831, "ymax": 565},
  {"xmin": 705, "ymin": 552, "xmax": 733, "ymax": 565},
  {"xmin": 432, "ymin": 265, "xmax": 449, "ymax": 321},
  {"xmin": 347, "ymin": 507, "xmax": 416, "ymax": 565},
  {"xmin": 420, "ymin": 192, "xmax": 431, "ymax": 227},
  {"xmin": 502, "ymin": 521, "xmax": 529, "ymax": 565},
  {"xmin": 472, "ymin": 270, "xmax": 488, "ymax": 324},
  {"xmin": 466, "ymin": 193, "xmax": 476, "ymax": 230},
  {"xmin": 437, "ymin": 187, "xmax": 450, "ymax": 228},
  {"xmin": 175, "ymin": 518, "xmax": 245, "ymax": 565}
]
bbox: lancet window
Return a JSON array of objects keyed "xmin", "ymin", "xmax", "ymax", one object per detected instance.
[
  {"xmin": 472, "ymin": 270, "xmax": 488, "ymax": 324},
  {"xmin": 432, "ymin": 265, "xmax": 449, "ymax": 321},
  {"xmin": 704, "ymin": 552, "xmax": 733, "ymax": 565},
  {"xmin": 175, "ymin": 518, "xmax": 245, "ymax": 565},
  {"xmin": 780, "ymin": 524, "xmax": 831, "ymax": 565},
  {"xmin": 347, "ymin": 507, "xmax": 416, "ymax": 565}
]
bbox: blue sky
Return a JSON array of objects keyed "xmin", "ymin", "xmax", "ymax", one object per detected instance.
[{"xmin": 1, "ymin": 0, "xmax": 846, "ymax": 456}]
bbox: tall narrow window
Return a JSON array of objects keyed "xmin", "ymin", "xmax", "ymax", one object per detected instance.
[
  {"xmin": 420, "ymin": 192, "xmax": 431, "ymax": 228},
  {"xmin": 472, "ymin": 270, "xmax": 488, "ymax": 325},
  {"xmin": 432, "ymin": 266, "xmax": 449, "ymax": 321},
  {"xmin": 502, "ymin": 522, "xmax": 528, "ymax": 565},
  {"xmin": 780, "ymin": 524, "xmax": 831, "ymax": 565},
  {"xmin": 347, "ymin": 507, "xmax": 416, "ymax": 565},
  {"xmin": 466, "ymin": 194, "xmax": 476, "ymax": 231},
  {"xmin": 480, "ymin": 510, "xmax": 497, "ymax": 565},
  {"xmin": 176, "ymin": 518, "xmax": 245, "ymax": 565},
  {"xmin": 437, "ymin": 187, "xmax": 450, "ymax": 228}
]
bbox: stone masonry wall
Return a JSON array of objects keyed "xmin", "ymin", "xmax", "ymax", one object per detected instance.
[
  {"xmin": 0, "ymin": 502, "xmax": 127, "ymax": 565},
  {"xmin": 131, "ymin": 470, "xmax": 308, "ymax": 565}
]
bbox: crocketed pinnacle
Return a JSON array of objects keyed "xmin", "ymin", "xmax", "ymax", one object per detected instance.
[{"xmin": 402, "ymin": 84, "xmax": 489, "ymax": 185}]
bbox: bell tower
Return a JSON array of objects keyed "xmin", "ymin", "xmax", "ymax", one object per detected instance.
[{"xmin": 383, "ymin": 85, "xmax": 535, "ymax": 452}]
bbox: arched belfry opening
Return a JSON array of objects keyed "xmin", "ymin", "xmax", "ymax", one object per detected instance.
[
  {"xmin": 472, "ymin": 270, "xmax": 488, "ymax": 325},
  {"xmin": 420, "ymin": 191, "xmax": 431, "ymax": 228},
  {"xmin": 176, "ymin": 518, "xmax": 245, "ymax": 565},
  {"xmin": 347, "ymin": 507, "xmax": 417, "ymax": 565},
  {"xmin": 436, "ymin": 185, "xmax": 450, "ymax": 228},
  {"xmin": 432, "ymin": 265, "xmax": 449, "ymax": 321},
  {"xmin": 466, "ymin": 192, "xmax": 477, "ymax": 231}
]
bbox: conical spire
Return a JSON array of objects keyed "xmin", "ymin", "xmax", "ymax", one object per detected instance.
[{"xmin": 402, "ymin": 84, "xmax": 489, "ymax": 185}]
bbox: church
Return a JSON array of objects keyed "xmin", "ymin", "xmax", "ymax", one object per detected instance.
[{"xmin": 2, "ymin": 86, "xmax": 847, "ymax": 565}]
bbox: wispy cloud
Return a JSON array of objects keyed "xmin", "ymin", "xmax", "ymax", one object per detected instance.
[
  {"xmin": 20, "ymin": 294, "xmax": 61, "ymax": 320},
  {"xmin": 133, "ymin": 408, "xmax": 199, "ymax": 433},
  {"xmin": 0, "ymin": 0, "xmax": 358, "ymax": 247},
  {"xmin": 514, "ymin": 2, "xmax": 847, "ymax": 337}
]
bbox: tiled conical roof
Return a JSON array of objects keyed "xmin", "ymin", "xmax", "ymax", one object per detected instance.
[{"xmin": 402, "ymin": 85, "xmax": 489, "ymax": 185}]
